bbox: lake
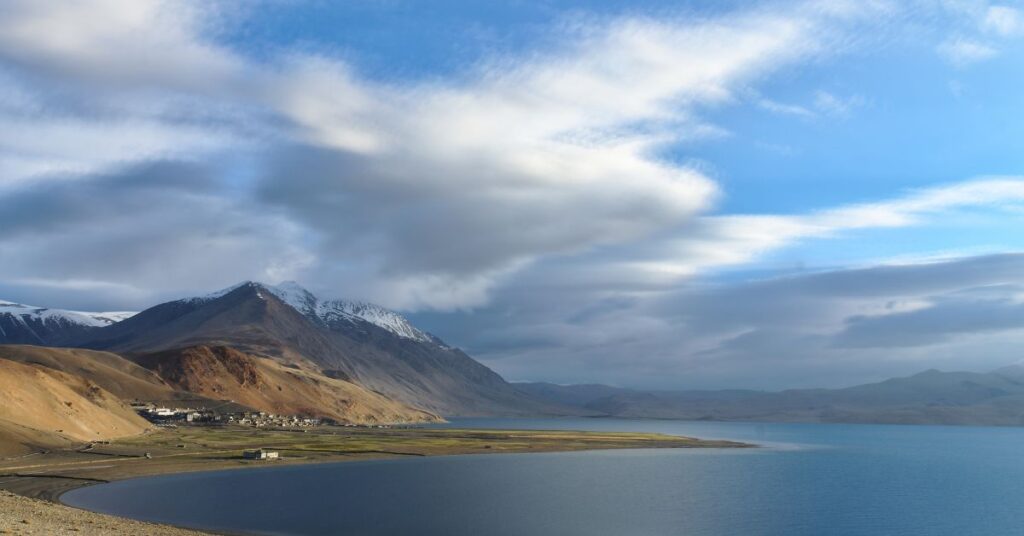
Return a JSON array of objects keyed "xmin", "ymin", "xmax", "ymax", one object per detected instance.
[{"xmin": 62, "ymin": 418, "xmax": 1024, "ymax": 535}]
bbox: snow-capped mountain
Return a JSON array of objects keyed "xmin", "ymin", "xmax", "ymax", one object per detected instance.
[
  {"xmin": 196, "ymin": 281, "xmax": 433, "ymax": 343},
  {"xmin": 64, "ymin": 281, "xmax": 560, "ymax": 416},
  {"xmin": 0, "ymin": 300, "xmax": 135, "ymax": 345}
]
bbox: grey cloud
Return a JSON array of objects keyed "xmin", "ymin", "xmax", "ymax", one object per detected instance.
[
  {"xmin": 0, "ymin": 160, "xmax": 217, "ymax": 236},
  {"xmin": 0, "ymin": 160, "xmax": 312, "ymax": 309},
  {"xmin": 415, "ymin": 254, "xmax": 1024, "ymax": 390},
  {"xmin": 833, "ymin": 286, "xmax": 1024, "ymax": 348}
]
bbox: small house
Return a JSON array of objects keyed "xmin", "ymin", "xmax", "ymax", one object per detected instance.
[{"xmin": 242, "ymin": 448, "xmax": 280, "ymax": 460}]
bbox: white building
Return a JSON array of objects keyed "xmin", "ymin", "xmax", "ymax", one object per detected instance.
[{"xmin": 242, "ymin": 449, "xmax": 280, "ymax": 460}]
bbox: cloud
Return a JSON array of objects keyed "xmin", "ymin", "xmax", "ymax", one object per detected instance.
[
  {"xmin": 934, "ymin": 3, "xmax": 1024, "ymax": 66},
  {"xmin": 0, "ymin": 0, "xmax": 243, "ymax": 92},
  {"xmin": 0, "ymin": 161, "xmax": 312, "ymax": 310},
  {"xmin": 453, "ymin": 253, "xmax": 1024, "ymax": 389},
  {"xmin": 759, "ymin": 98, "xmax": 815, "ymax": 118},
  {"xmin": 593, "ymin": 177, "xmax": 1024, "ymax": 285},
  {"xmin": 758, "ymin": 90, "xmax": 863, "ymax": 119},
  {"xmin": 937, "ymin": 37, "xmax": 998, "ymax": 65},
  {"xmin": 812, "ymin": 90, "xmax": 864, "ymax": 116},
  {"xmin": 417, "ymin": 175, "xmax": 1024, "ymax": 387},
  {"xmin": 834, "ymin": 284, "xmax": 1024, "ymax": 348},
  {"xmin": 0, "ymin": 0, "xmax": 891, "ymax": 310},
  {"xmin": 982, "ymin": 5, "xmax": 1024, "ymax": 37},
  {"xmin": 251, "ymin": 6, "xmax": 882, "ymax": 309}
]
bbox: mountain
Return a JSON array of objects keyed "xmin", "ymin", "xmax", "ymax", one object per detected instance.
[
  {"xmin": 0, "ymin": 357, "xmax": 152, "ymax": 457},
  {"xmin": 68, "ymin": 281, "xmax": 561, "ymax": 416},
  {"xmin": 518, "ymin": 365, "xmax": 1024, "ymax": 426},
  {"xmin": 0, "ymin": 300, "xmax": 134, "ymax": 345}
]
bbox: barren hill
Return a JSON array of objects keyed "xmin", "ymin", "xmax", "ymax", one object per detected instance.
[
  {"xmin": 0, "ymin": 345, "xmax": 176, "ymax": 401},
  {"xmin": 0, "ymin": 358, "xmax": 151, "ymax": 457}
]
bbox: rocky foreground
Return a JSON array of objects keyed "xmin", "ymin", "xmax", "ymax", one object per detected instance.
[{"xmin": 0, "ymin": 491, "xmax": 203, "ymax": 535}]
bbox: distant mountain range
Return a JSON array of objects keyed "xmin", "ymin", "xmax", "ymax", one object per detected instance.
[{"xmin": 518, "ymin": 364, "xmax": 1024, "ymax": 426}]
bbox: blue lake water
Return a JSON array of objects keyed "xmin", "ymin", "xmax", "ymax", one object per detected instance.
[{"xmin": 62, "ymin": 418, "xmax": 1024, "ymax": 535}]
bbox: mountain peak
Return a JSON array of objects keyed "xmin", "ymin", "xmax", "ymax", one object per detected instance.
[{"xmin": 186, "ymin": 281, "xmax": 433, "ymax": 343}]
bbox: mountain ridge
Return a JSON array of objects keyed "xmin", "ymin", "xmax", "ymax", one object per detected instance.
[
  {"xmin": 0, "ymin": 300, "xmax": 135, "ymax": 346},
  {"xmin": 517, "ymin": 365, "xmax": 1024, "ymax": 426}
]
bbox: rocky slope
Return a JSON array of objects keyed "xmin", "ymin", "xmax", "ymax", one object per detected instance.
[
  {"xmin": 134, "ymin": 345, "xmax": 440, "ymax": 424},
  {"xmin": 0, "ymin": 345, "xmax": 177, "ymax": 401}
]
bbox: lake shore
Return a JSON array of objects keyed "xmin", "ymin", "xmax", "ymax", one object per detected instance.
[
  {"xmin": 0, "ymin": 425, "xmax": 751, "ymax": 535},
  {"xmin": 0, "ymin": 490, "xmax": 207, "ymax": 535}
]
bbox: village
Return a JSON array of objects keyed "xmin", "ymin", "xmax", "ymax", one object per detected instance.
[
  {"xmin": 126, "ymin": 403, "xmax": 406, "ymax": 463},
  {"xmin": 129, "ymin": 402, "xmax": 401, "ymax": 430}
]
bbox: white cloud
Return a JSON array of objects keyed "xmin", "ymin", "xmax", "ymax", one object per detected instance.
[
  {"xmin": 812, "ymin": 90, "xmax": 864, "ymax": 116},
  {"xmin": 982, "ymin": 5, "xmax": 1024, "ymax": 36},
  {"xmin": 0, "ymin": 0, "xmax": 243, "ymax": 92},
  {"xmin": 649, "ymin": 177, "xmax": 1024, "ymax": 277},
  {"xmin": 759, "ymin": 98, "xmax": 815, "ymax": 117},
  {"xmin": 938, "ymin": 37, "xmax": 998, "ymax": 65},
  {"xmin": 0, "ymin": 0, "xmax": 896, "ymax": 310}
]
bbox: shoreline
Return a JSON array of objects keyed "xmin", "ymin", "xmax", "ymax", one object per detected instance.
[{"xmin": 1, "ymin": 425, "xmax": 752, "ymax": 535}]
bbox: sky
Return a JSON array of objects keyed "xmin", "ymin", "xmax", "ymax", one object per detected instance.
[{"xmin": 2, "ymin": 0, "xmax": 1024, "ymax": 390}]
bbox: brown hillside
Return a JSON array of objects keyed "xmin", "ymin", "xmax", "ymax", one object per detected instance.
[
  {"xmin": 135, "ymin": 345, "xmax": 441, "ymax": 424},
  {"xmin": 0, "ymin": 344, "xmax": 176, "ymax": 401},
  {"xmin": 0, "ymin": 359, "xmax": 151, "ymax": 457}
]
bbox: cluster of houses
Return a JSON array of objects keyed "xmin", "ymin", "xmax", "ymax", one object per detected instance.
[
  {"xmin": 131, "ymin": 403, "xmax": 323, "ymax": 428},
  {"xmin": 226, "ymin": 412, "xmax": 322, "ymax": 428},
  {"xmin": 132, "ymin": 404, "xmax": 207, "ymax": 424}
]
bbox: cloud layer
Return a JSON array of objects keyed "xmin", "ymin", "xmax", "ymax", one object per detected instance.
[
  {"xmin": 0, "ymin": 0, "xmax": 884, "ymax": 309},
  {"xmin": 3, "ymin": 0, "xmax": 1024, "ymax": 388}
]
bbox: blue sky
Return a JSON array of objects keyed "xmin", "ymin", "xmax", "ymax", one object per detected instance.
[{"xmin": 2, "ymin": 0, "xmax": 1024, "ymax": 389}]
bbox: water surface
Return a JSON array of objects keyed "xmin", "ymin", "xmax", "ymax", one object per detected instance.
[{"xmin": 63, "ymin": 418, "xmax": 1024, "ymax": 535}]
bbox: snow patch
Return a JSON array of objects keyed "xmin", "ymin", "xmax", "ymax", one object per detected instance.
[
  {"xmin": 177, "ymin": 281, "xmax": 436, "ymax": 343},
  {"xmin": 315, "ymin": 299, "xmax": 432, "ymax": 342},
  {"xmin": 0, "ymin": 299, "xmax": 137, "ymax": 328}
]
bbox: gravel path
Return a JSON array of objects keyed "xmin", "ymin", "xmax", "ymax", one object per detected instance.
[{"xmin": 0, "ymin": 491, "xmax": 208, "ymax": 535}]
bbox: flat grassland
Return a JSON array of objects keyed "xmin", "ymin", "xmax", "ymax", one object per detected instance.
[{"xmin": 0, "ymin": 425, "xmax": 750, "ymax": 534}]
